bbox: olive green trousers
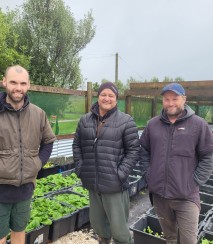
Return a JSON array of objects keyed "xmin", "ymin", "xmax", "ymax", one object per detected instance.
[{"xmin": 89, "ymin": 190, "xmax": 132, "ymax": 244}]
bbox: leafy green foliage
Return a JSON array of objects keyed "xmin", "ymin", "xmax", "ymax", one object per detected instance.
[
  {"xmin": 26, "ymin": 197, "xmax": 77, "ymax": 232},
  {"xmin": 53, "ymin": 193, "xmax": 89, "ymax": 208},
  {"xmin": 14, "ymin": 0, "xmax": 95, "ymax": 89},
  {"xmin": 0, "ymin": 9, "xmax": 30, "ymax": 79},
  {"xmin": 72, "ymin": 186, "xmax": 89, "ymax": 196},
  {"xmin": 143, "ymin": 226, "xmax": 164, "ymax": 238},
  {"xmin": 33, "ymin": 172, "xmax": 81, "ymax": 197},
  {"xmin": 201, "ymin": 238, "xmax": 213, "ymax": 244}
]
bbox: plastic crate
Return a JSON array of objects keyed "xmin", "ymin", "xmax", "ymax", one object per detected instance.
[
  {"xmin": 49, "ymin": 190, "xmax": 89, "ymax": 230},
  {"xmin": 131, "ymin": 169, "xmax": 143, "ymax": 177},
  {"xmin": 200, "ymin": 192, "xmax": 213, "ymax": 205},
  {"xmin": 200, "ymin": 185, "xmax": 213, "ymax": 195},
  {"xmin": 25, "ymin": 225, "xmax": 50, "ymax": 244},
  {"xmin": 203, "ymin": 216, "xmax": 213, "ymax": 233},
  {"xmin": 146, "ymin": 207, "xmax": 157, "ymax": 217},
  {"xmin": 49, "ymin": 189, "xmax": 88, "ymax": 204},
  {"xmin": 61, "ymin": 168, "xmax": 76, "ymax": 177},
  {"xmin": 48, "ymin": 211, "xmax": 78, "ymax": 241},
  {"xmin": 130, "ymin": 169, "xmax": 147, "ymax": 191},
  {"xmin": 37, "ymin": 165, "xmax": 59, "ymax": 179},
  {"xmin": 206, "ymin": 179, "xmax": 213, "ymax": 186},
  {"xmin": 130, "ymin": 215, "xmax": 166, "ymax": 244},
  {"xmin": 58, "ymin": 163, "xmax": 74, "ymax": 173},
  {"xmin": 137, "ymin": 177, "xmax": 147, "ymax": 191},
  {"xmin": 75, "ymin": 206, "xmax": 90, "ymax": 230},
  {"xmin": 70, "ymin": 184, "xmax": 89, "ymax": 197},
  {"xmin": 146, "ymin": 206, "xmax": 206, "ymax": 235},
  {"xmin": 197, "ymin": 231, "xmax": 213, "ymax": 243},
  {"xmin": 201, "ymin": 202, "xmax": 212, "ymax": 216},
  {"xmin": 128, "ymin": 176, "xmax": 139, "ymax": 197},
  {"xmin": 133, "ymin": 164, "xmax": 142, "ymax": 172}
]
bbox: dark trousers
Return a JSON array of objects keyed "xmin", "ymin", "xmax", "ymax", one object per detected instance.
[
  {"xmin": 89, "ymin": 190, "xmax": 132, "ymax": 244},
  {"xmin": 153, "ymin": 194, "xmax": 199, "ymax": 244}
]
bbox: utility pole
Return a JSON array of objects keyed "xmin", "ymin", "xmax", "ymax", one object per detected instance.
[{"xmin": 115, "ymin": 52, "xmax": 118, "ymax": 83}]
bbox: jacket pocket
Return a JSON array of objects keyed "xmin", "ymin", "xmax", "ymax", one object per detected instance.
[{"xmin": 172, "ymin": 134, "xmax": 195, "ymax": 157}]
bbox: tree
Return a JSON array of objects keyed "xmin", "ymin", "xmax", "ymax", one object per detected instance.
[
  {"xmin": 92, "ymin": 82, "xmax": 100, "ymax": 92},
  {"xmin": 115, "ymin": 80, "xmax": 126, "ymax": 95},
  {"xmin": 126, "ymin": 76, "xmax": 142, "ymax": 89},
  {"xmin": 150, "ymin": 76, "xmax": 159, "ymax": 82},
  {"xmin": 162, "ymin": 76, "xmax": 173, "ymax": 82},
  {"xmin": 100, "ymin": 79, "xmax": 126, "ymax": 95},
  {"xmin": 0, "ymin": 9, "xmax": 30, "ymax": 79},
  {"xmin": 14, "ymin": 0, "xmax": 95, "ymax": 88},
  {"xmin": 174, "ymin": 77, "xmax": 184, "ymax": 82}
]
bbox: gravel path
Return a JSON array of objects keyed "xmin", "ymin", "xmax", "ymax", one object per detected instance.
[
  {"xmin": 50, "ymin": 230, "xmax": 98, "ymax": 244},
  {"xmin": 49, "ymin": 189, "xmax": 151, "ymax": 244}
]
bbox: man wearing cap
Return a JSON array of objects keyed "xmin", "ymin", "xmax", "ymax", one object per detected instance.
[
  {"xmin": 73, "ymin": 82, "xmax": 140, "ymax": 244},
  {"xmin": 140, "ymin": 83, "xmax": 213, "ymax": 244}
]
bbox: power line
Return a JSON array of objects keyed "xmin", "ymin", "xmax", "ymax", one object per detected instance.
[
  {"xmin": 118, "ymin": 55, "xmax": 144, "ymax": 80},
  {"xmin": 81, "ymin": 54, "xmax": 115, "ymax": 60}
]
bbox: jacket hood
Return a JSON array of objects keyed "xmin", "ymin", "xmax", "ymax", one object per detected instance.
[
  {"xmin": 0, "ymin": 92, "xmax": 30, "ymax": 113},
  {"xmin": 160, "ymin": 104, "xmax": 195, "ymax": 124}
]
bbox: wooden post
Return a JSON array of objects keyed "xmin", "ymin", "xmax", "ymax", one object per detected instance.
[
  {"xmin": 86, "ymin": 82, "xmax": 93, "ymax": 113},
  {"xmin": 115, "ymin": 53, "xmax": 118, "ymax": 82},
  {"xmin": 125, "ymin": 95, "xmax": 132, "ymax": 115}
]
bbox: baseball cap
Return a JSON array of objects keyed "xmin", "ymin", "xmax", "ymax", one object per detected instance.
[{"xmin": 161, "ymin": 83, "xmax": 185, "ymax": 96}]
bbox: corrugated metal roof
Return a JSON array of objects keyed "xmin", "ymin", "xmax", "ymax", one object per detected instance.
[
  {"xmin": 50, "ymin": 130, "xmax": 143, "ymax": 159},
  {"xmin": 50, "ymin": 138, "xmax": 74, "ymax": 158}
]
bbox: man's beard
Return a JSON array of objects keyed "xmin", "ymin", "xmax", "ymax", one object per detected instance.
[
  {"xmin": 6, "ymin": 90, "xmax": 25, "ymax": 104},
  {"xmin": 165, "ymin": 107, "xmax": 183, "ymax": 118}
]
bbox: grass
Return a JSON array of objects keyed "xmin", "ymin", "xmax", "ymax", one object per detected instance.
[
  {"xmin": 50, "ymin": 112, "xmax": 148, "ymax": 135},
  {"xmin": 52, "ymin": 120, "xmax": 79, "ymax": 135}
]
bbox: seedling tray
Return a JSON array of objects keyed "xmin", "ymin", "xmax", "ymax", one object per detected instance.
[
  {"xmin": 206, "ymin": 179, "xmax": 213, "ymax": 186},
  {"xmin": 200, "ymin": 192, "xmax": 213, "ymax": 205},
  {"xmin": 48, "ymin": 211, "xmax": 78, "ymax": 241},
  {"xmin": 48, "ymin": 190, "xmax": 89, "ymax": 230},
  {"xmin": 128, "ymin": 176, "xmax": 139, "ymax": 197},
  {"xmin": 146, "ymin": 207, "xmax": 157, "ymax": 217},
  {"xmin": 75, "ymin": 206, "xmax": 90, "ymax": 230},
  {"xmin": 204, "ymin": 216, "xmax": 213, "ymax": 233},
  {"xmin": 37, "ymin": 165, "xmax": 59, "ymax": 179},
  {"xmin": 130, "ymin": 215, "xmax": 166, "ymax": 244},
  {"xmin": 200, "ymin": 185, "xmax": 213, "ymax": 195},
  {"xmin": 201, "ymin": 202, "xmax": 212, "ymax": 216},
  {"xmin": 197, "ymin": 230, "xmax": 213, "ymax": 243},
  {"xmin": 26, "ymin": 225, "xmax": 50, "ymax": 244}
]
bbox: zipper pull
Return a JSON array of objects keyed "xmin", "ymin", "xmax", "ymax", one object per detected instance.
[{"xmin": 94, "ymin": 138, "xmax": 97, "ymax": 145}]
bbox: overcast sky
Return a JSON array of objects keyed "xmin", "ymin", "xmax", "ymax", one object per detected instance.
[{"xmin": 1, "ymin": 0, "xmax": 213, "ymax": 84}]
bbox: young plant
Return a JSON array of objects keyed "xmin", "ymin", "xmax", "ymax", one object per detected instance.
[
  {"xmin": 143, "ymin": 226, "xmax": 164, "ymax": 238},
  {"xmin": 201, "ymin": 238, "xmax": 213, "ymax": 244}
]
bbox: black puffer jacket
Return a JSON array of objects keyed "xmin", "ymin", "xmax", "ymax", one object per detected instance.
[{"xmin": 73, "ymin": 102, "xmax": 140, "ymax": 193}]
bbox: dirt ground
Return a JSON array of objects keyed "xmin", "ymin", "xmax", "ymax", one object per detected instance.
[{"xmin": 50, "ymin": 189, "xmax": 151, "ymax": 244}]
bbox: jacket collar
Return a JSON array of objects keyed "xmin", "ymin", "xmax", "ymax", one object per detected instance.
[
  {"xmin": 0, "ymin": 92, "xmax": 30, "ymax": 113},
  {"xmin": 160, "ymin": 104, "xmax": 195, "ymax": 124},
  {"xmin": 91, "ymin": 101, "xmax": 117, "ymax": 121}
]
